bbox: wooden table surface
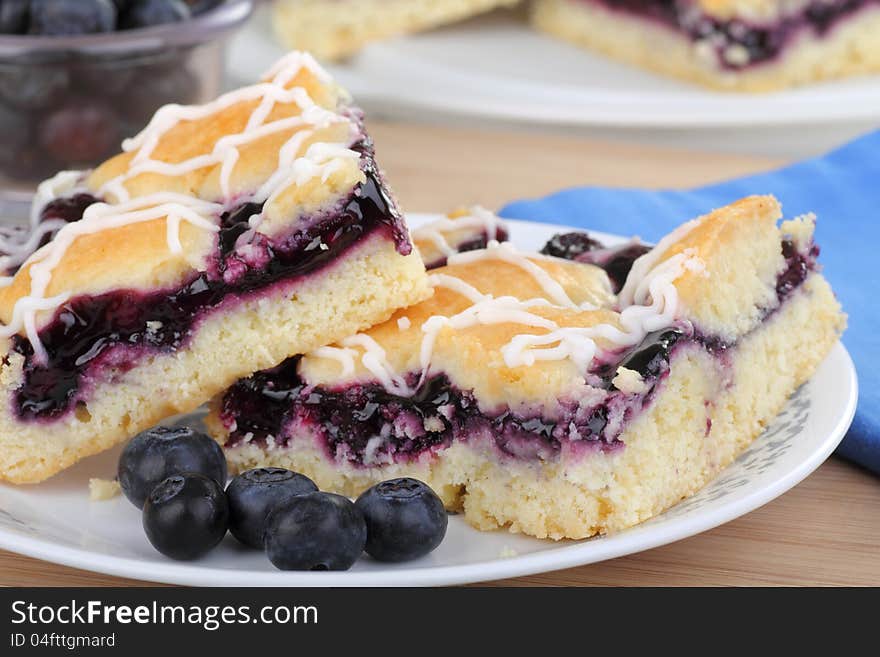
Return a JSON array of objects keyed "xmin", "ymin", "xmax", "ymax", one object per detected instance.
[{"xmin": 2, "ymin": 122, "xmax": 876, "ymax": 587}]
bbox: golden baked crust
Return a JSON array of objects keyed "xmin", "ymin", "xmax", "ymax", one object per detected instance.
[
  {"xmin": 301, "ymin": 251, "xmax": 617, "ymax": 409},
  {"xmin": 630, "ymin": 195, "xmax": 786, "ymax": 339}
]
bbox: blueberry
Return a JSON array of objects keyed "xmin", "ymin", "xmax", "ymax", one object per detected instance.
[
  {"xmin": 111, "ymin": 0, "xmax": 133, "ymax": 12},
  {"xmin": 121, "ymin": 63, "xmax": 197, "ymax": 124},
  {"xmin": 119, "ymin": 0, "xmax": 189, "ymax": 30},
  {"xmin": 74, "ymin": 61, "xmax": 137, "ymax": 98},
  {"xmin": 0, "ymin": 103, "xmax": 31, "ymax": 164},
  {"xmin": 226, "ymin": 467, "xmax": 318, "ymax": 549},
  {"xmin": 0, "ymin": 66, "xmax": 69, "ymax": 111},
  {"xmin": 264, "ymin": 492, "xmax": 366, "ymax": 571},
  {"xmin": 184, "ymin": 0, "xmax": 221, "ymax": 15},
  {"xmin": 355, "ymin": 478, "xmax": 447, "ymax": 562},
  {"xmin": 143, "ymin": 473, "xmax": 229, "ymax": 560},
  {"xmin": 28, "ymin": 0, "xmax": 117, "ymax": 36},
  {"xmin": 540, "ymin": 232, "xmax": 604, "ymax": 260},
  {"xmin": 0, "ymin": 0, "xmax": 29, "ymax": 34},
  {"xmin": 39, "ymin": 101, "xmax": 120, "ymax": 164},
  {"xmin": 118, "ymin": 425, "xmax": 228, "ymax": 508}
]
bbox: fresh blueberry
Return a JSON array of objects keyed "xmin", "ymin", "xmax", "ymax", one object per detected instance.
[
  {"xmin": 0, "ymin": 103, "xmax": 31, "ymax": 164},
  {"xmin": 119, "ymin": 0, "xmax": 189, "ymax": 30},
  {"xmin": 355, "ymin": 478, "xmax": 447, "ymax": 562},
  {"xmin": 226, "ymin": 467, "xmax": 318, "ymax": 549},
  {"xmin": 111, "ymin": 0, "xmax": 133, "ymax": 12},
  {"xmin": 74, "ymin": 59, "xmax": 137, "ymax": 98},
  {"xmin": 0, "ymin": 66, "xmax": 69, "ymax": 111},
  {"xmin": 184, "ymin": 0, "xmax": 221, "ymax": 15},
  {"xmin": 264, "ymin": 492, "xmax": 366, "ymax": 571},
  {"xmin": 118, "ymin": 425, "xmax": 228, "ymax": 508},
  {"xmin": 121, "ymin": 62, "xmax": 197, "ymax": 124},
  {"xmin": 39, "ymin": 101, "xmax": 120, "ymax": 164},
  {"xmin": 143, "ymin": 473, "xmax": 229, "ymax": 560},
  {"xmin": 28, "ymin": 0, "xmax": 117, "ymax": 36},
  {"xmin": 540, "ymin": 232, "xmax": 604, "ymax": 260},
  {"xmin": 0, "ymin": 0, "xmax": 29, "ymax": 34}
]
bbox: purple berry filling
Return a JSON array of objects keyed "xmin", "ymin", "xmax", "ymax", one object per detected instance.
[
  {"xmin": 11, "ymin": 158, "xmax": 411, "ymax": 422},
  {"xmin": 540, "ymin": 231, "xmax": 650, "ymax": 291},
  {"xmin": 0, "ymin": 192, "xmax": 101, "ymax": 277},
  {"xmin": 219, "ymin": 327, "xmax": 687, "ymax": 465},
  {"xmin": 778, "ymin": 239, "xmax": 819, "ymax": 300},
  {"xmin": 422, "ymin": 226, "xmax": 511, "ymax": 270},
  {"xmin": 582, "ymin": 0, "xmax": 877, "ymax": 69}
]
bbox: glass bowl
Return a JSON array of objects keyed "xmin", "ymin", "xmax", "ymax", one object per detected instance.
[{"xmin": 0, "ymin": 0, "xmax": 254, "ymax": 190}]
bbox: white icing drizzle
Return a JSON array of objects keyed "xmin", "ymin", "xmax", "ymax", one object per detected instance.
[
  {"xmin": 340, "ymin": 334, "xmax": 413, "ymax": 396},
  {"xmin": 618, "ymin": 217, "xmax": 700, "ymax": 307},
  {"xmin": 412, "ymin": 205, "xmax": 504, "ymax": 258},
  {"xmin": 427, "ymin": 272, "xmax": 487, "ymax": 304},
  {"xmin": 448, "ymin": 240, "xmax": 597, "ymax": 311},
  {"xmin": 0, "ymin": 171, "xmax": 89, "ymax": 281},
  {"xmin": 397, "ymin": 316, "xmax": 411, "ymax": 331},
  {"xmin": 502, "ymin": 251, "xmax": 704, "ymax": 370},
  {"xmin": 311, "ymin": 346, "xmax": 358, "ymax": 379},
  {"xmin": 0, "ymin": 194, "xmax": 223, "ymax": 363},
  {"xmin": 101, "ymin": 52, "xmax": 348, "ymax": 205},
  {"xmin": 2, "ymin": 52, "xmax": 363, "ymax": 363},
  {"xmin": 308, "ymin": 233, "xmax": 705, "ymax": 396}
]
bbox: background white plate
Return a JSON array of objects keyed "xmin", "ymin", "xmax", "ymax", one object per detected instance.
[
  {"xmin": 0, "ymin": 217, "xmax": 857, "ymax": 586},
  {"xmin": 228, "ymin": 7, "xmax": 880, "ymax": 129}
]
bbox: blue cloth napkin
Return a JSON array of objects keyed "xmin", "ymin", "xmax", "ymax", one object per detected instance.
[{"xmin": 500, "ymin": 131, "xmax": 879, "ymax": 475}]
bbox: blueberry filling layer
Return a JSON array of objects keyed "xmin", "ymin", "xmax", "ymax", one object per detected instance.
[
  {"xmin": 11, "ymin": 165, "xmax": 410, "ymax": 422},
  {"xmin": 220, "ymin": 327, "xmax": 683, "ymax": 465},
  {"xmin": 582, "ymin": 0, "xmax": 877, "ymax": 69}
]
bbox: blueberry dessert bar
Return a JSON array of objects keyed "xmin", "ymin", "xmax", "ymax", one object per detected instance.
[
  {"xmin": 273, "ymin": 0, "xmax": 521, "ymax": 60},
  {"xmin": 0, "ymin": 52, "xmax": 429, "ymax": 484},
  {"xmin": 209, "ymin": 197, "xmax": 845, "ymax": 539},
  {"xmin": 532, "ymin": 0, "xmax": 880, "ymax": 91}
]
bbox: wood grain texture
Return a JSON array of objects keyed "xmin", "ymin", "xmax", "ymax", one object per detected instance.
[{"xmin": 2, "ymin": 122, "xmax": 871, "ymax": 588}]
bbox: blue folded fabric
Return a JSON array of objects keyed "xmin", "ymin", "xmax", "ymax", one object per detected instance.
[{"xmin": 500, "ymin": 131, "xmax": 879, "ymax": 475}]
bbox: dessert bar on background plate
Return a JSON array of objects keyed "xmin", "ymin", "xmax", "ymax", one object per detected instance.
[
  {"xmin": 272, "ymin": 0, "xmax": 521, "ymax": 60},
  {"xmin": 531, "ymin": 0, "xmax": 880, "ymax": 91},
  {"xmin": 209, "ymin": 198, "xmax": 845, "ymax": 540},
  {"xmin": 0, "ymin": 52, "xmax": 429, "ymax": 484}
]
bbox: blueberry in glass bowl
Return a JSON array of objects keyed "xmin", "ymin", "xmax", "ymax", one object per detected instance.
[{"xmin": 0, "ymin": 0, "xmax": 253, "ymax": 187}]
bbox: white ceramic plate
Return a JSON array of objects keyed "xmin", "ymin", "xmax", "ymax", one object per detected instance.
[
  {"xmin": 0, "ymin": 217, "xmax": 857, "ymax": 586},
  {"xmin": 227, "ymin": 8, "xmax": 880, "ymax": 128}
]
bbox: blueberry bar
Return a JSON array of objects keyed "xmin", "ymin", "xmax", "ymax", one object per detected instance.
[
  {"xmin": 532, "ymin": 0, "xmax": 880, "ymax": 91},
  {"xmin": 0, "ymin": 52, "xmax": 429, "ymax": 484},
  {"xmin": 208, "ymin": 198, "xmax": 845, "ymax": 539},
  {"xmin": 273, "ymin": 0, "xmax": 521, "ymax": 60}
]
